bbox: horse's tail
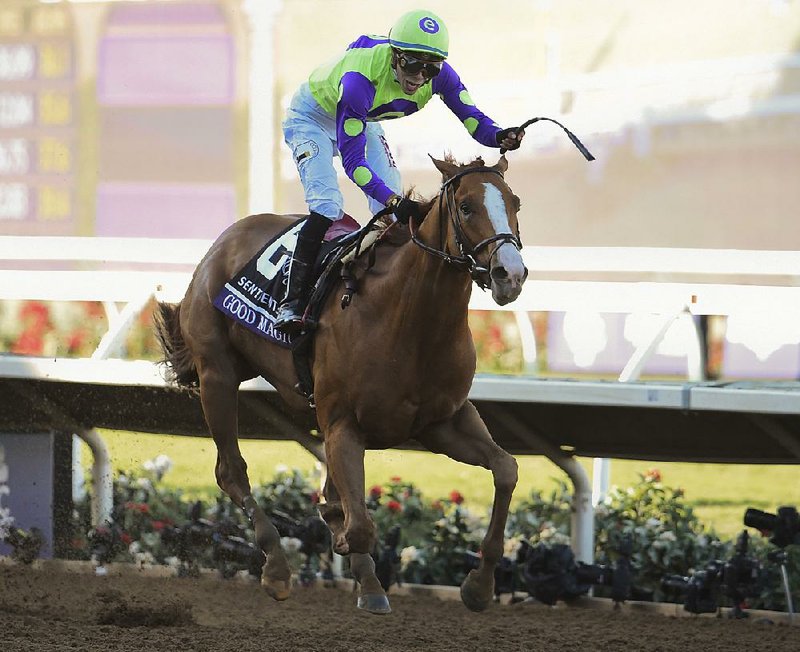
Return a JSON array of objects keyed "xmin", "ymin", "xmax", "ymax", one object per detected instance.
[{"xmin": 153, "ymin": 301, "xmax": 199, "ymax": 389}]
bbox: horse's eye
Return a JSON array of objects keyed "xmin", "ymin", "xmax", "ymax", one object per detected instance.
[{"xmin": 459, "ymin": 202, "xmax": 471, "ymax": 215}]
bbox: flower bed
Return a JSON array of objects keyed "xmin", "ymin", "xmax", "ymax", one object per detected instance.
[{"xmin": 2, "ymin": 457, "xmax": 797, "ymax": 612}]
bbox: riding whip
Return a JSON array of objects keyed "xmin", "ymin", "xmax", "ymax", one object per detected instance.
[{"xmin": 501, "ymin": 117, "xmax": 595, "ymax": 161}]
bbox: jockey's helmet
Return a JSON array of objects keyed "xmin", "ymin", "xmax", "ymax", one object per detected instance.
[{"xmin": 388, "ymin": 10, "xmax": 449, "ymax": 60}]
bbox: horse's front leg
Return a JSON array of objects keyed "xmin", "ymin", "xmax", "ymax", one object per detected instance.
[
  {"xmin": 322, "ymin": 420, "xmax": 389, "ymax": 614},
  {"xmin": 197, "ymin": 362, "xmax": 292, "ymax": 601},
  {"xmin": 416, "ymin": 400, "xmax": 519, "ymax": 612}
]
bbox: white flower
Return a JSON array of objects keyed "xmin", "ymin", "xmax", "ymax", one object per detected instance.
[
  {"xmin": 658, "ymin": 531, "xmax": 677, "ymax": 542},
  {"xmin": 646, "ymin": 518, "xmax": 661, "ymax": 528},
  {"xmin": 0, "ymin": 507, "xmax": 14, "ymax": 540},
  {"xmin": 134, "ymin": 551, "xmax": 155, "ymax": 567},
  {"xmin": 136, "ymin": 477, "xmax": 153, "ymax": 491},
  {"xmin": 504, "ymin": 536, "xmax": 523, "ymax": 558},
  {"xmin": 280, "ymin": 536, "xmax": 302, "ymax": 552},
  {"xmin": 153, "ymin": 454, "xmax": 172, "ymax": 474},
  {"xmin": 400, "ymin": 546, "xmax": 419, "ymax": 568},
  {"xmin": 165, "ymin": 556, "xmax": 181, "ymax": 569},
  {"xmin": 117, "ymin": 474, "xmax": 129, "ymax": 488},
  {"xmin": 128, "ymin": 540, "xmax": 141, "ymax": 555},
  {"xmin": 275, "ymin": 464, "xmax": 289, "ymax": 475}
]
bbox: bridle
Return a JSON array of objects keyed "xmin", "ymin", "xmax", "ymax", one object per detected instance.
[{"xmin": 409, "ymin": 166, "xmax": 522, "ymax": 290}]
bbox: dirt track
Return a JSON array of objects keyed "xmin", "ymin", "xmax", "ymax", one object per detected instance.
[{"xmin": 0, "ymin": 562, "xmax": 796, "ymax": 652}]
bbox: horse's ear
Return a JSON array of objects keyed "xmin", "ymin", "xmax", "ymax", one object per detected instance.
[
  {"xmin": 493, "ymin": 155, "xmax": 508, "ymax": 176},
  {"xmin": 430, "ymin": 155, "xmax": 460, "ymax": 181}
]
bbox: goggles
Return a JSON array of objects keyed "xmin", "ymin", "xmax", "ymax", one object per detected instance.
[{"xmin": 396, "ymin": 52, "xmax": 443, "ymax": 79}]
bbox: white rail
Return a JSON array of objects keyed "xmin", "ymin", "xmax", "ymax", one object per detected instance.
[{"xmin": 3, "ymin": 235, "xmax": 799, "ymax": 560}]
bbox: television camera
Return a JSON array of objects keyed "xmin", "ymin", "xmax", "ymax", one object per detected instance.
[
  {"xmin": 161, "ymin": 500, "xmax": 331, "ymax": 583},
  {"xmin": 661, "ymin": 530, "xmax": 761, "ymax": 618},
  {"xmin": 160, "ymin": 499, "xmax": 263, "ymax": 578},
  {"xmin": 744, "ymin": 506, "xmax": 800, "ymax": 548},
  {"xmin": 744, "ymin": 505, "xmax": 798, "ymax": 617},
  {"xmin": 519, "ymin": 537, "xmax": 639, "ymax": 606}
]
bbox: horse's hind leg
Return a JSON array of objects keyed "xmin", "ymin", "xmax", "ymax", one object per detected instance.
[
  {"xmin": 416, "ymin": 400, "xmax": 518, "ymax": 612},
  {"xmin": 197, "ymin": 360, "xmax": 292, "ymax": 600}
]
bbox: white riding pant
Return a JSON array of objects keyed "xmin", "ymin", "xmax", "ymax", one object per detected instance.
[{"xmin": 282, "ymin": 82, "xmax": 401, "ymax": 221}]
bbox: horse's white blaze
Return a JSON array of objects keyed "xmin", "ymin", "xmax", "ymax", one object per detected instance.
[
  {"xmin": 482, "ymin": 182, "xmax": 523, "ymax": 274},
  {"xmin": 482, "ymin": 182, "xmax": 511, "ymax": 235}
]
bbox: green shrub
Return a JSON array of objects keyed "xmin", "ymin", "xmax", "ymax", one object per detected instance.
[{"xmin": 27, "ymin": 460, "xmax": 793, "ymax": 612}]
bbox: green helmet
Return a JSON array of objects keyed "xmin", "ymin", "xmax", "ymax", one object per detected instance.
[{"xmin": 388, "ymin": 10, "xmax": 449, "ymax": 59}]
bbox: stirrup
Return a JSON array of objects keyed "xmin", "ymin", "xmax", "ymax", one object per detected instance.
[{"xmin": 274, "ymin": 299, "xmax": 305, "ymax": 331}]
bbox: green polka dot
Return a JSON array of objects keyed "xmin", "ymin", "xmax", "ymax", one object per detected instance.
[
  {"xmin": 464, "ymin": 117, "xmax": 479, "ymax": 135},
  {"xmin": 459, "ymin": 90, "xmax": 474, "ymax": 106},
  {"xmin": 344, "ymin": 118, "xmax": 364, "ymax": 137},
  {"xmin": 353, "ymin": 166, "xmax": 372, "ymax": 186}
]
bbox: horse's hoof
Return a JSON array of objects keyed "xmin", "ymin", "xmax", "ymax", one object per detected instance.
[
  {"xmin": 460, "ymin": 570, "xmax": 492, "ymax": 612},
  {"xmin": 357, "ymin": 593, "xmax": 391, "ymax": 615},
  {"xmin": 262, "ymin": 578, "xmax": 291, "ymax": 601}
]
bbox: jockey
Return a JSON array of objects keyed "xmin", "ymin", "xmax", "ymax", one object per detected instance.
[{"xmin": 276, "ymin": 9, "xmax": 525, "ymax": 330}]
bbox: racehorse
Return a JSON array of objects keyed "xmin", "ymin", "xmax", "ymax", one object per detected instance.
[{"xmin": 155, "ymin": 154, "xmax": 528, "ymax": 614}]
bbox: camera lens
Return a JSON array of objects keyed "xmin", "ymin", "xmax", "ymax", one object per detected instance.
[{"xmin": 743, "ymin": 508, "xmax": 777, "ymax": 531}]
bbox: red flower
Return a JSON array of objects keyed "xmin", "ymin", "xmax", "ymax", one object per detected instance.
[
  {"xmin": 387, "ymin": 500, "xmax": 402, "ymax": 513},
  {"xmin": 390, "ymin": 476, "xmax": 402, "ymax": 483},
  {"xmin": 151, "ymin": 520, "xmax": 165, "ymax": 531},
  {"xmin": 368, "ymin": 485, "xmax": 383, "ymax": 499},
  {"xmin": 20, "ymin": 301, "xmax": 50, "ymax": 323},
  {"xmin": 431, "ymin": 500, "xmax": 442, "ymax": 510},
  {"xmin": 310, "ymin": 490, "xmax": 320, "ymax": 505},
  {"xmin": 67, "ymin": 330, "xmax": 87, "ymax": 353},
  {"xmin": 123, "ymin": 501, "xmax": 149, "ymax": 514},
  {"xmin": 120, "ymin": 532, "xmax": 132, "ymax": 545},
  {"xmin": 644, "ymin": 468, "xmax": 662, "ymax": 483},
  {"xmin": 449, "ymin": 490, "xmax": 464, "ymax": 505},
  {"xmin": 11, "ymin": 331, "xmax": 44, "ymax": 355},
  {"xmin": 83, "ymin": 301, "xmax": 105, "ymax": 319}
]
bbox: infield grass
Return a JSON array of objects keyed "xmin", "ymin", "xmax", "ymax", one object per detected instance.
[{"xmin": 86, "ymin": 430, "xmax": 800, "ymax": 539}]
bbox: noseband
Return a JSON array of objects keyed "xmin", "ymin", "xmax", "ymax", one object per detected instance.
[{"xmin": 409, "ymin": 167, "xmax": 522, "ymax": 290}]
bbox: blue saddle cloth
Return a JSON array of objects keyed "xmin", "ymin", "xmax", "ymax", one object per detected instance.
[{"xmin": 212, "ymin": 216, "xmax": 362, "ymax": 349}]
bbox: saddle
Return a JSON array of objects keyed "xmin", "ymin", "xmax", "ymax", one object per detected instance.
[{"xmin": 293, "ymin": 212, "xmax": 399, "ymax": 405}]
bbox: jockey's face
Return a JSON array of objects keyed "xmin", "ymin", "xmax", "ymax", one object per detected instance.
[{"xmin": 392, "ymin": 50, "xmax": 442, "ymax": 95}]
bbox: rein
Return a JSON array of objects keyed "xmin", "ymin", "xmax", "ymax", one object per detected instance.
[{"xmin": 409, "ymin": 166, "xmax": 522, "ymax": 290}]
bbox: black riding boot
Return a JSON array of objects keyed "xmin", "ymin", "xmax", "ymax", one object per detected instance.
[{"xmin": 274, "ymin": 212, "xmax": 332, "ymax": 331}]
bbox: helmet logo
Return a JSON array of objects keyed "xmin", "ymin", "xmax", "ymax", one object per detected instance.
[{"xmin": 418, "ymin": 17, "xmax": 439, "ymax": 34}]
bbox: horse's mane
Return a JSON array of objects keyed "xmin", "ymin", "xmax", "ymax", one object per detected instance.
[
  {"xmin": 385, "ymin": 155, "xmax": 487, "ymax": 246},
  {"xmin": 408, "ymin": 154, "xmax": 486, "ymax": 206}
]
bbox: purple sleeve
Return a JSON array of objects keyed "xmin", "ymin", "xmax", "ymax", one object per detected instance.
[
  {"xmin": 336, "ymin": 71, "xmax": 395, "ymax": 205},
  {"xmin": 433, "ymin": 63, "xmax": 502, "ymax": 148}
]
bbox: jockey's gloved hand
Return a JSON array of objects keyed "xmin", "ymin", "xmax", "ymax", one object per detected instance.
[
  {"xmin": 388, "ymin": 195, "xmax": 424, "ymax": 225},
  {"xmin": 496, "ymin": 127, "xmax": 525, "ymax": 151}
]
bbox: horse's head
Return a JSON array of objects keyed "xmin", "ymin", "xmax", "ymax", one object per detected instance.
[{"xmin": 426, "ymin": 155, "xmax": 528, "ymax": 305}]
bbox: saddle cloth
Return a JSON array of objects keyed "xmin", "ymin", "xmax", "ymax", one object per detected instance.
[{"xmin": 212, "ymin": 215, "xmax": 361, "ymax": 348}]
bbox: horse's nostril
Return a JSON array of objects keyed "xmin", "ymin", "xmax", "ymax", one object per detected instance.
[{"xmin": 491, "ymin": 266, "xmax": 509, "ymax": 281}]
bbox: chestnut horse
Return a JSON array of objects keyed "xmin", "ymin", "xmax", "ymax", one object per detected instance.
[{"xmin": 155, "ymin": 155, "xmax": 527, "ymax": 614}]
